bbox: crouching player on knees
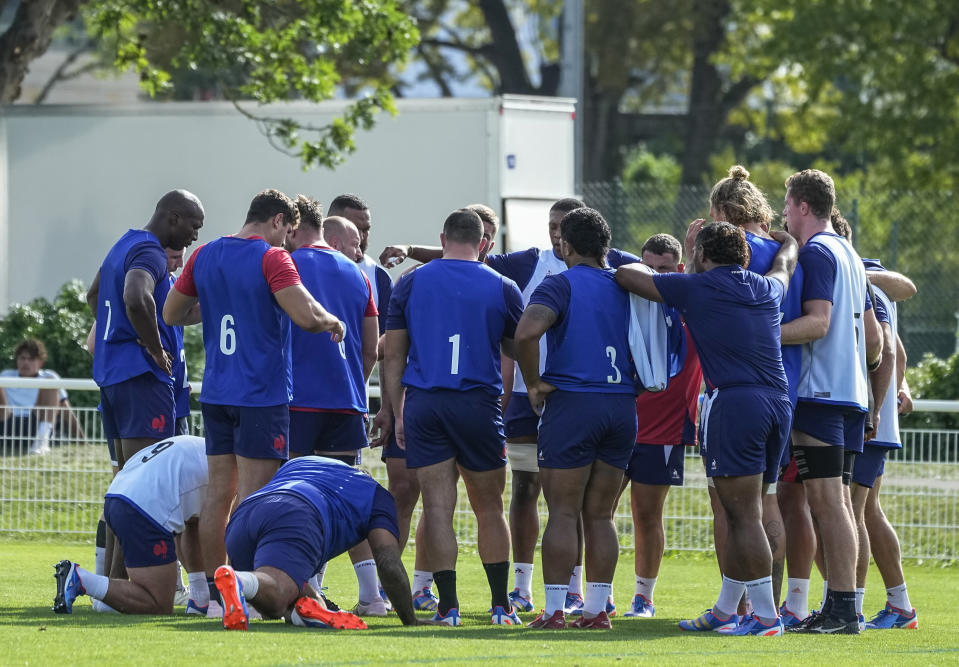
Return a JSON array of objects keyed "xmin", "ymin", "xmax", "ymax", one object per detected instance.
[
  {"xmin": 53, "ymin": 436, "xmax": 209, "ymax": 615},
  {"xmin": 215, "ymin": 455, "xmax": 436, "ymax": 630}
]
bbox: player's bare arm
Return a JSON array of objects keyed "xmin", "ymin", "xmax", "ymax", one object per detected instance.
[
  {"xmin": 378, "ymin": 244, "xmax": 443, "ymax": 267},
  {"xmin": 274, "ymin": 284, "xmax": 345, "ymax": 341},
  {"xmin": 615, "ymin": 263, "xmax": 664, "ymax": 302},
  {"xmin": 86, "ymin": 270, "xmax": 101, "ymax": 315},
  {"xmin": 780, "ymin": 299, "xmax": 831, "ymax": 345},
  {"xmin": 683, "ymin": 219, "xmax": 705, "ymax": 274},
  {"xmin": 368, "ymin": 528, "xmax": 436, "ymax": 626},
  {"xmin": 866, "ymin": 321, "xmax": 895, "ymax": 440},
  {"xmin": 864, "ymin": 305, "xmax": 883, "ymax": 368},
  {"xmin": 361, "ymin": 316, "xmax": 379, "ymax": 381},
  {"xmin": 766, "ymin": 230, "xmax": 799, "ymax": 292},
  {"xmin": 384, "ymin": 328, "xmax": 410, "ymax": 446},
  {"xmin": 514, "ymin": 304, "xmax": 557, "ymax": 414},
  {"xmin": 868, "ymin": 270, "xmax": 917, "ymax": 302},
  {"xmin": 123, "ymin": 267, "xmax": 172, "ymax": 375},
  {"xmin": 163, "ymin": 285, "xmax": 199, "ymax": 326}
]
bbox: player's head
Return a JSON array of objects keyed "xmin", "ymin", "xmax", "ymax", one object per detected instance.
[
  {"xmin": 830, "ymin": 206, "xmax": 853, "ymax": 242},
  {"xmin": 328, "ymin": 194, "xmax": 371, "ymax": 254},
  {"xmin": 441, "ymin": 208, "xmax": 485, "ymax": 257},
  {"xmin": 559, "ymin": 207, "xmax": 610, "ymax": 267},
  {"xmin": 641, "ymin": 233, "xmax": 683, "ymax": 273},
  {"xmin": 694, "ymin": 221, "xmax": 750, "ymax": 270},
  {"xmin": 549, "ymin": 197, "xmax": 586, "ymax": 255},
  {"xmin": 247, "ymin": 189, "xmax": 299, "ymax": 247},
  {"xmin": 323, "ymin": 216, "xmax": 363, "ymax": 261},
  {"xmin": 783, "ymin": 169, "xmax": 835, "ymax": 242},
  {"xmin": 709, "ymin": 165, "xmax": 774, "ymax": 230},
  {"xmin": 15, "ymin": 338, "xmax": 47, "ymax": 377},
  {"xmin": 152, "ymin": 189, "xmax": 205, "ymax": 251},
  {"xmin": 164, "ymin": 247, "xmax": 184, "ymax": 274},
  {"xmin": 465, "ymin": 203, "xmax": 499, "ymax": 260},
  {"xmin": 287, "ymin": 195, "xmax": 324, "ymax": 251}
]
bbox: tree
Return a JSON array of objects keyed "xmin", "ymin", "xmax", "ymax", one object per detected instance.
[{"xmin": 1, "ymin": 0, "xmax": 418, "ymax": 169}]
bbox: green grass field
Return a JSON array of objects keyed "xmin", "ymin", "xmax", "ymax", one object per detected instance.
[{"xmin": 2, "ymin": 538, "xmax": 956, "ymax": 665}]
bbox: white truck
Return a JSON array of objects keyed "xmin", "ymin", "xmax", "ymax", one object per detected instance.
[{"xmin": 0, "ymin": 95, "xmax": 575, "ymax": 310}]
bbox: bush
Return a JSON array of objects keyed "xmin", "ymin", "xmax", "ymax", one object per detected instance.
[{"xmin": 902, "ymin": 352, "xmax": 959, "ymax": 430}]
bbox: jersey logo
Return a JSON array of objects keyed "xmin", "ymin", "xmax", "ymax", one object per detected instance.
[
  {"xmin": 150, "ymin": 415, "xmax": 167, "ymax": 432},
  {"xmin": 153, "ymin": 540, "xmax": 169, "ymax": 558},
  {"xmin": 671, "ymin": 469, "xmax": 681, "ymax": 480},
  {"xmin": 273, "ymin": 435, "xmax": 287, "ymax": 452},
  {"xmin": 711, "ymin": 459, "xmax": 717, "ymax": 470}
]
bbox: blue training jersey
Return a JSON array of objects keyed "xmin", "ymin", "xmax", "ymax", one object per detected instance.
[
  {"xmin": 93, "ymin": 229, "xmax": 174, "ymax": 387},
  {"xmin": 654, "ymin": 265, "xmax": 788, "ymax": 395},
  {"xmin": 156, "ymin": 274, "xmax": 190, "ymax": 417},
  {"xmin": 486, "ymin": 246, "xmax": 640, "ymax": 291},
  {"xmin": 529, "ymin": 264, "xmax": 638, "ymax": 394},
  {"xmin": 745, "ymin": 232, "xmax": 803, "ymax": 405},
  {"xmin": 191, "ymin": 237, "xmax": 293, "ymax": 407},
  {"xmin": 240, "ymin": 456, "xmax": 397, "ymax": 564},
  {"xmin": 290, "ymin": 245, "xmax": 371, "ymax": 412},
  {"xmin": 387, "ymin": 259, "xmax": 523, "ymax": 394}
]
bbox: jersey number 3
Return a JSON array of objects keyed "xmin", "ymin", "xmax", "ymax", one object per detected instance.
[{"xmin": 606, "ymin": 346, "xmax": 622, "ymax": 384}]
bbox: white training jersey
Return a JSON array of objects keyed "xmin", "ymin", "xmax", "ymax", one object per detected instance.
[
  {"xmin": 797, "ymin": 234, "xmax": 870, "ymax": 411},
  {"xmin": 512, "ymin": 248, "xmax": 569, "ymax": 394},
  {"xmin": 871, "ymin": 285, "xmax": 901, "ymax": 448},
  {"xmin": 626, "ymin": 264, "xmax": 670, "ymax": 392},
  {"xmin": 358, "ymin": 254, "xmax": 381, "ymax": 307},
  {"xmin": 105, "ymin": 435, "xmax": 208, "ymax": 534}
]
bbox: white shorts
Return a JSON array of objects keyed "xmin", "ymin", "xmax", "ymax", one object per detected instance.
[{"xmin": 506, "ymin": 441, "xmax": 538, "ymax": 473}]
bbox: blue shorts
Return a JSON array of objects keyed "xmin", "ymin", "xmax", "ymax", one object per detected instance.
[
  {"xmin": 538, "ymin": 391, "xmax": 637, "ymax": 470},
  {"xmin": 201, "ymin": 403, "xmax": 289, "ymax": 460},
  {"xmin": 100, "ymin": 373, "xmax": 175, "ymax": 440},
  {"xmin": 700, "ymin": 387, "xmax": 791, "ymax": 483},
  {"xmin": 793, "ymin": 401, "xmax": 867, "ymax": 453},
  {"xmin": 289, "ymin": 410, "xmax": 369, "ymax": 456},
  {"xmin": 626, "ymin": 444, "xmax": 686, "ymax": 486},
  {"xmin": 103, "ymin": 496, "xmax": 177, "ymax": 568},
  {"xmin": 504, "ymin": 393, "xmax": 539, "ymax": 440},
  {"xmin": 381, "ymin": 423, "xmax": 405, "ymax": 461},
  {"xmin": 851, "ymin": 444, "xmax": 890, "ymax": 488},
  {"xmin": 403, "ymin": 387, "xmax": 506, "ymax": 471},
  {"xmin": 225, "ymin": 493, "xmax": 325, "ymax": 589}
]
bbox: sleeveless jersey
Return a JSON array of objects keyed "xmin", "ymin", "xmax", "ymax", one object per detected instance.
[
  {"xmin": 157, "ymin": 273, "xmax": 190, "ymax": 418},
  {"xmin": 870, "ymin": 285, "xmax": 901, "ymax": 448},
  {"xmin": 92, "ymin": 229, "xmax": 173, "ymax": 387},
  {"xmin": 105, "ymin": 436, "xmax": 208, "ymax": 534},
  {"xmin": 191, "ymin": 237, "xmax": 293, "ymax": 407},
  {"xmin": 388, "ymin": 259, "xmax": 523, "ymax": 394},
  {"xmin": 746, "ymin": 232, "xmax": 804, "ymax": 405},
  {"xmin": 241, "ymin": 456, "xmax": 379, "ymax": 565},
  {"xmin": 796, "ymin": 233, "xmax": 870, "ymax": 411},
  {"xmin": 532, "ymin": 265, "xmax": 637, "ymax": 394},
  {"xmin": 290, "ymin": 246, "xmax": 370, "ymax": 412}
]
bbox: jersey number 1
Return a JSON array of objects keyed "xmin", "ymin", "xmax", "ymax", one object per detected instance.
[{"xmin": 448, "ymin": 334, "xmax": 461, "ymax": 375}]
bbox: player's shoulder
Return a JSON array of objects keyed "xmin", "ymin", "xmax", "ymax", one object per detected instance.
[{"xmin": 608, "ymin": 247, "xmax": 640, "ymax": 268}]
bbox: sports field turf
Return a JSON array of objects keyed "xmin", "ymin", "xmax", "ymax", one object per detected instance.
[{"xmin": 3, "ymin": 538, "xmax": 955, "ymax": 665}]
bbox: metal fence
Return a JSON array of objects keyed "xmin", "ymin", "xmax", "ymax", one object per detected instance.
[
  {"xmin": 580, "ymin": 181, "xmax": 959, "ymax": 362},
  {"xmin": 2, "ymin": 382, "xmax": 956, "ymax": 561}
]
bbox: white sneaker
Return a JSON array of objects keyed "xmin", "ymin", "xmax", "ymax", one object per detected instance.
[
  {"xmin": 174, "ymin": 587, "xmax": 191, "ymax": 607},
  {"xmin": 206, "ymin": 600, "xmax": 223, "ymax": 619},
  {"xmin": 91, "ymin": 599, "xmax": 119, "ymax": 614},
  {"xmin": 29, "ymin": 441, "xmax": 51, "ymax": 456},
  {"xmin": 352, "ymin": 597, "xmax": 388, "ymax": 617}
]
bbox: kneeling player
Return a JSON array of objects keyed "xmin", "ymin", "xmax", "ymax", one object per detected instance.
[
  {"xmin": 53, "ymin": 435, "xmax": 209, "ymax": 615},
  {"xmin": 215, "ymin": 455, "xmax": 430, "ymax": 630}
]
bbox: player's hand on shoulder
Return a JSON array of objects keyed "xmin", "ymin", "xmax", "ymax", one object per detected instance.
[
  {"xmin": 769, "ymin": 229, "xmax": 796, "ymax": 246},
  {"xmin": 380, "ymin": 245, "xmax": 408, "ymax": 267}
]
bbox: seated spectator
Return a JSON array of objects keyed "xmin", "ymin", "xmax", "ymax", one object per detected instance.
[{"xmin": 1, "ymin": 338, "xmax": 84, "ymax": 455}]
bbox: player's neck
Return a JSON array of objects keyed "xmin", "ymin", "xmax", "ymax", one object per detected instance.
[
  {"xmin": 236, "ymin": 222, "xmax": 271, "ymax": 239},
  {"xmin": 442, "ymin": 242, "xmax": 480, "ymax": 261},
  {"xmin": 742, "ymin": 222, "xmax": 769, "ymax": 237}
]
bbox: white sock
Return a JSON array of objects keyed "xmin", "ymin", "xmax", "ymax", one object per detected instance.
[
  {"xmin": 745, "ymin": 576, "xmax": 777, "ymax": 621},
  {"xmin": 820, "ymin": 580, "xmax": 829, "ymax": 610},
  {"xmin": 715, "ymin": 575, "xmax": 746, "ymax": 618},
  {"xmin": 412, "ymin": 569, "xmax": 433, "ymax": 593},
  {"xmin": 584, "ymin": 582, "xmax": 611, "ymax": 617},
  {"xmin": 77, "ymin": 565, "xmax": 109, "ymax": 600},
  {"xmin": 886, "ymin": 583, "xmax": 912, "ymax": 611},
  {"xmin": 94, "ymin": 547, "xmax": 106, "ymax": 576},
  {"xmin": 188, "ymin": 572, "xmax": 209, "ymax": 606},
  {"xmin": 354, "ymin": 559, "xmax": 379, "ymax": 603},
  {"xmin": 635, "ymin": 575, "xmax": 657, "ymax": 602},
  {"xmin": 314, "ymin": 562, "xmax": 328, "ymax": 590},
  {"xmin": 544, "ymin": 584, "xmax": 568, "ymax": 616},
  {"xmin": 785, "ymin": 578, "xmax": 810, "ymax": 618},
  {"xmin": 31, "ymin": 421, "xmax": 53, "ymax": 452},
  {"xmin": 175, "ymin": 561, "xmax": 186, "ymax": 592},
  {"xmin": 235, "ymin": 571, "xmax": 259, "ymax": 599},
  {"xmin": 513, "ymin": 562, "xmax": 534, "ymax": 597},
  {"xmin": 855, "ymin": 587, "xmax": 865, "ymax": 616},
  {"xmin": 568, "ymin": 565, "xmax": 584, "ymax": 597}
]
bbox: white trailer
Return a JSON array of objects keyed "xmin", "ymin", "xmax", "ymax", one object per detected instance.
[{"xmin": 0, "ymin": 95, "xmax": 575, "ymax": 310}]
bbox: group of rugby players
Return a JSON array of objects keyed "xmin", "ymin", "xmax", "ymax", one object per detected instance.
[{"xmin": 51, "ymin": 165, "xmax": 917, "ymax": 636}]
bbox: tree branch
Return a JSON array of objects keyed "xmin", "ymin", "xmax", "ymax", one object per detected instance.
[{"xmin": 33, "ymin": 39, "xmax": 94, "ymax": 104}]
